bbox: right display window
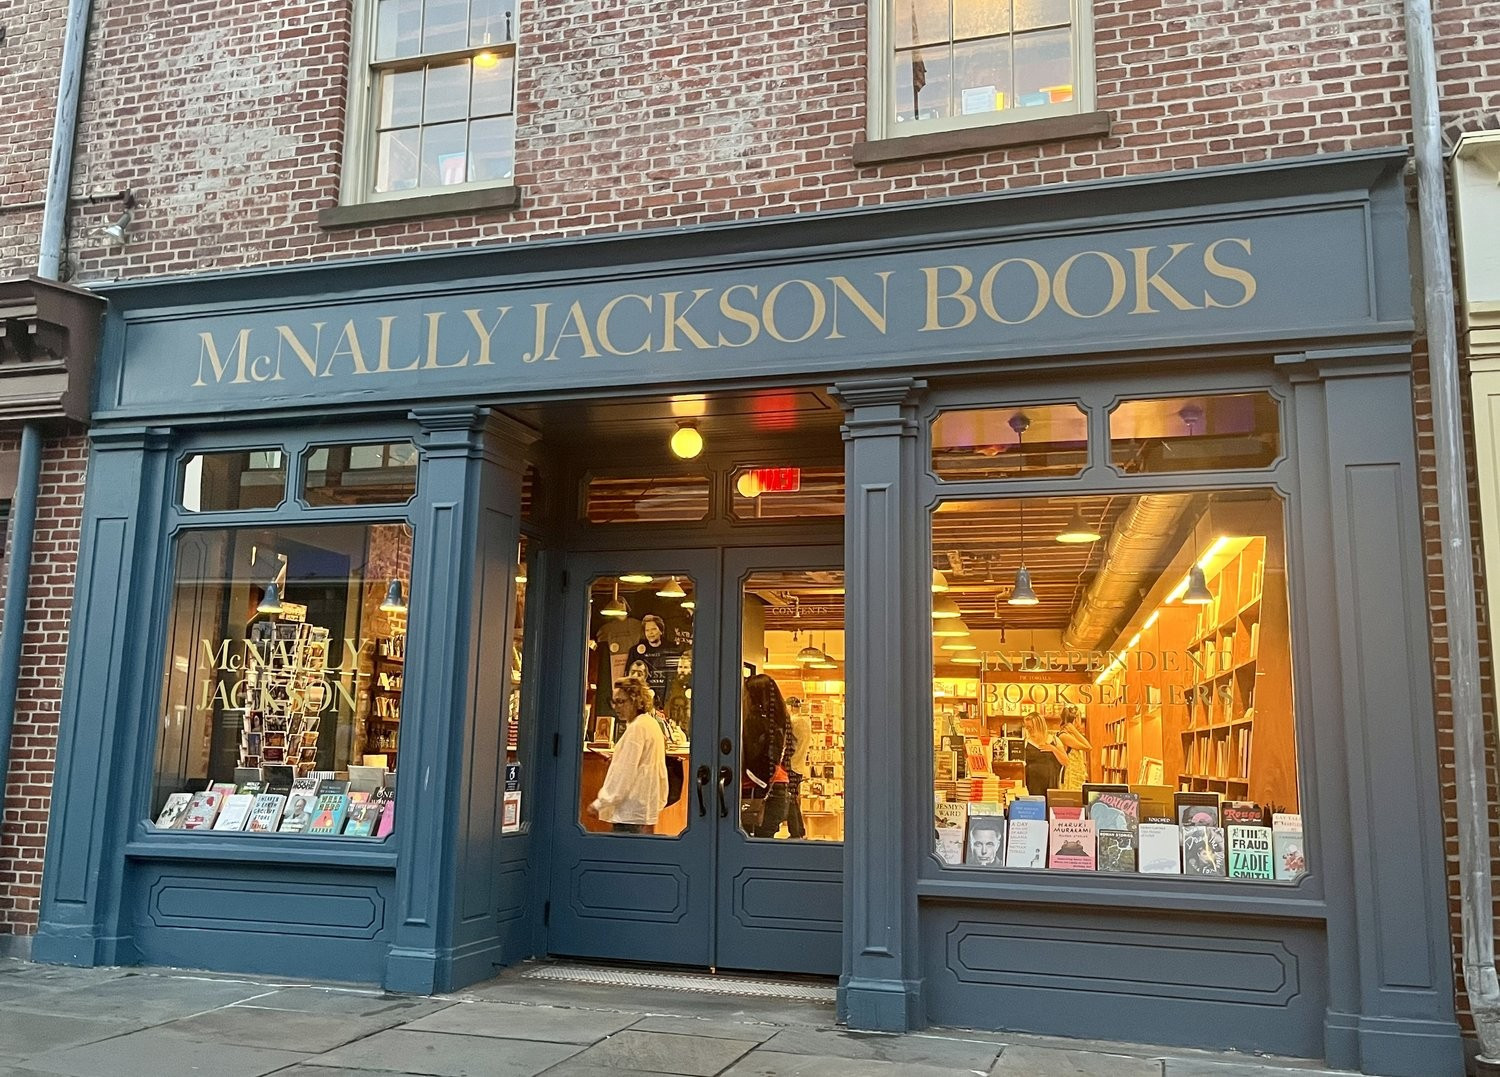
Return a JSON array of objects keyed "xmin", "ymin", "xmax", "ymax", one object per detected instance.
[{"xmin": 931, "ymin": 487, "xmax": 1303, "ymax": 882}]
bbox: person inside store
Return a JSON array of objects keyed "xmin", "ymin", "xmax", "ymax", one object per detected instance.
[
  {"xmin": 1054, "ymin": 706, "xmax": 1093, "ymax": 790},
  {"xmin": 785, "ymin": 696, "xmax": 813, "ymax": 840},
  {"xmin": 741, "ymin": 673, "xmax": 794, "ymax": 838},
  {"xmin": 587, "ymin": 676, "xmax": 668, "ymax": 834},
  {"xmin": 1022, "ymin": 712, "xmax": 1069, "ymax": 796}
]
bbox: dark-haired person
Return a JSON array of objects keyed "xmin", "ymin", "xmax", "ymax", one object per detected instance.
[{"xmin": 741, "ymin": 673, "xmax": 794, "ymax": 838}]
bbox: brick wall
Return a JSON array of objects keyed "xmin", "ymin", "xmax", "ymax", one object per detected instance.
[{"xmin": 0, "ymin": 435, "xmax": 89, "ymax": 940}]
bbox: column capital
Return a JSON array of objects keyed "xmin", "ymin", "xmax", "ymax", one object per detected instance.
[
  {"xmin": 89, "ymin": 424, "xmax": 173, "ymax": 452},
  {"xmin": 830, "ymin": 378, "xmax": 927, "ymax": 441}
]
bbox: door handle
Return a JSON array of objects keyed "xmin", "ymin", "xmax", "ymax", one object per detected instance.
[
  {"xmin": 695, "ymin": 765, "xmax": 711, "ymax": 817},
  {"xmin": 717, "ymin": 766, "xmax": 734, "ymax": 818}
]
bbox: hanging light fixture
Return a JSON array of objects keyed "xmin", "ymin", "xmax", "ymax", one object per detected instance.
[
  {"xmin": 1008, "ymin": 565, "xmax": 1039, "ymax": 606},
  {"xmin": 932, "ymin": 593, "xmax": 963, "ymax": 619},
  {"xmin": 1055, "ymin": 505, "xmax": 1102, "ymax": 544},
  {"xmin": 670, "ymin": 421, "xmax": 704, "ymax": 459},
  {"xmin": 1182, "ymin": 563, "xmax": 1214, "ymax": 604},
  {"xmin": 515, "ymin": 565, "xmax": 528, "ymax": 585},
  {"xmin": 811, "ymin": 633, "xmax": 839, "ymax": 668},
  {"xmin": 257, "ymin": 581, "xmax": 284, "ymax": 615},
  {"xmin": 940, "ymin": 634, "xmax": 978, "ymax": 651},
  {"xmin": 680, "ymin": 595, "xmax": 696, "ymax": 611},
  {"xmin": 600, "ymin": 580, "xmax": 629, "ymax": 618},
  {"xmin": 1007, "ymin": 414, "xmax": 1040, "ymax": 606},
  {"xmin": 931, "ymin": 568, "xmax": 950, "ymax": 593},
  {"xmin": 656, "ymin": 576, "xmax": 687, "ymax": 599},
  {"xmin": 379, "ymin": 579, "xmax": 407, "ymax": 613},
  {"xmin": 932, "ymin": 616, "xmax": 970, "ymax": 638},
  {"xmin": 620, "ymin": 571, "xmax": 654, "ymax": 585}
]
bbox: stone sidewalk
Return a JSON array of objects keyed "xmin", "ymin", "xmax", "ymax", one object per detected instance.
[{"xmin": 0, "ymin": 957, "xmax": 1364, "ymax": 1077}]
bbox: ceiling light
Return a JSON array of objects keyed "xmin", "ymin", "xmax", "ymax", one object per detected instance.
[
  {"xmin": 656, "ymin": 576, "xmax": 687, "ymax": 599},
  {"xmin": 951, "ymin": 654, "xmax": 984, "ymax": 665},
  {"xmin": 1055, "ymin": 506, "xmax": 1102, "ymax": 544},
  {"xmin": 763, "ymin": 661, "xmax": 799, "ymax": 670},
  {"xmin": 1182, "ymin": 564, "xmax": 1214, "ymax": 604},
  {"xmin": 932, "ymin": 569, "xmax": 949, "ymax": 593},
  {"xmin": 620, "ymin": 572, "xmax": 654, "ymax": 585},
  {"xmin": 98, "ymin": 190, "xmax": 138, "ymax": 247},
  {"xmin": 797, "ymin": 642, "xmax": 825, "ymax": 665},
  {"xmin": 514, "ymin": 567, "xmax": 527, "ymax": 584},
  {"xmin": 379, "ymin": 578, "xmax": 407, "ymax": 613},
  {"xmin": 601, "ymin": 581, "xmax": 629, "ymax": 618},
  {"xmin": 670, "ymin": 421, "xmax": 703, "ymax": 459},
  {"xmin": 932, "ymin": 594, "xmax": 963, "ymax": 619},
  {"xmin": 680, "ymin": 596, "xmax": 695, "ymax": 611},
  {"xmin": 932, "ymin": 617, "xmax": 971, "ymax": 638},
  {"xmin": 1007, "ymin": 565, "xmax": 1039, "ymax": 606},
  {"xmin": 940, "ymin": 637, "xmax": 978, "ymax": 651}
]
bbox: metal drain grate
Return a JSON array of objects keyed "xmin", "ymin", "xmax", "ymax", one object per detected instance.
[{"xmin": 520, "ymin": 963, "xmax": 837, "ymax": 1002}]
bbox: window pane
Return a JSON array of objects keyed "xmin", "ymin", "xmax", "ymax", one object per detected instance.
[
  {"xmin": 181, "ymin": 450, "xmax": 286, "ymax": 513},
  {"xmin": 152, "ymin": 522, "xmax": 411, "ymax": 837},
  {"xmin": 1015, "ymin": 0, "xmax": 1071, "ymax": 32},
  {"xmin": 378, "ymin": 69, "xmax": 423, "ymax": 128},
  {"xmin": 955, "ymin": 0, "xmax": 1012, "ymax": 40},
  {"xmin": 930, "ymin": 490, "xmax": 1302, "ymax": 881},
  {"xmin": 894, "ymin": 45, "xmax": 953, "ymax": 124},
  {"xmin": 424, "ymin": 62, "xmax": 471, "ymax": 124},
  {"xmin": 471, "ymin": 55, "xmax": 515, "ymax": 117},
  {"xmin": 375, "ymin": 0, "xmax": 422, "ymax": 60},
  {"xmin": 1110, "ymin": 393, "xmax": 1281, "ymax": 473},
  {"xmin": 932, "ymin": 403, "xmax": 1088, "ymax": 480},
  {"xmin": 422, "ymin": 0, "xmax": 469, "ymax": 53},
  {"xmin": 521, "ymin": 463, "xmax": 539, "ymax": 521},
  {"xmin": 580, "ymin": 575, "xmax": 695, "ymax": 837},
  {"xmin": 893, "ymin": 0, "xmax": 951, "ymax": 48},
  {"xmin": 953, "ymin": 37, "xmax": 1012, "ymax": 115},
  {"xmin": 1013, "ymin": 26, "xmax": 1072, "ymax": 108},
  {"xmin": 419, "ymin": 120, "xmax": 468, "ymax": 187},
  {"xmin": 468, "ymin": 116, "xmax": 515, "ymax": 182},
  {"xmin": 303, "ymin": 441, "xmax": 418, "ymax": 506},
  {"xmin": 469, "ymin": 0, "xmax": 514, "ymax": 46},
  {"xmin": 375, "ymin": 128, "xmax": 420, "ymax": 192},
  {"xmin": 742, "ymin": 570, "xmax": 845, "ymax": 842},
  {"xmin": 503, "ymin": 535, "xmax": 530, "ymax": 831},
  {"xmin": 584, "ymin": 475, "xmax": 712, "ymax": 524},
  {"xmin": 730, "ymin": 466, "xmax": 844, "ymax": 520}
]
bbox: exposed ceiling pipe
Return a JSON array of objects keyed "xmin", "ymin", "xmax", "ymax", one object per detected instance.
[
  {"xmin": 1404, "ymin": 0, "xmax": 1500, "ymax": 1064},
  {"xmin": 1060, "ymin": 493, "xmax": 1193, "ymax": 652}
]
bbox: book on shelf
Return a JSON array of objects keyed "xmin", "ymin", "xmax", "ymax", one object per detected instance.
[
  {"xmin": 1046, "ymin": 788, "xmax": 1083, "ymax": 814},
  {"xmin": 233, "ymin": 767, "xmax": 262, "ymax": 788},
  {"xmin": 245, "ymin": 793, "xmax": 287, "ymax": 833},
  {"xmin": 1272, "ymin": 812, "xmax": 1307, "ymax": 881},
  {"xmin": 308, "ymin": 793, "xmax": 350, "ymax": 835},
  {"xmin": 934, "ymin": 825, "xmax": 964, "ymax": 865},
  {"xmin": 179, "ymin": 790, "xmax": 225, "ymax": 830},
  {"xmin": 1048, "ymin": 805, "xmax": 1084, "ymax": 822},
  {"xmin": 376, "ymin": 796, "xmax": 397, "ymax": 838},
  {"xmin": 1227, "ymin": 825, "xmax": 1275, "ymax": 879},
  {"xmin": 347, "ymin": 765, "xmax": 385, "ymax": 794},
  {"xmin": 1048, "ymin": 817, "xmax": 1097, "ymax": 870},
  {"xmin": 1130, "ymin": 784, "xmax": 1174, "ymax": 821},
  {"xmin": 1137, "ymin": 820, "xmax": 1182, "ymax": 874},
  {"xmin": 934, "ymin": 800, "xmax": 967, "ymax": 830},
  {"xmin": 263, "ymin": 765, "xmax": 295, "ymax": 796},
  {"xmin": 279, "ymin": 794, "xmax": 316, "ymax": 833},
  {"xmin": 316, "ymin": 778, "xmax": 351, "ymax": 798},
  {"xmin": 1004, "ymin": 818, "xmax": 1048, "ymax": 868},
  {"xmin": 209, "ymin": 781, "xmax": 238, "ymax": 800},
  {"xmin": 1174, "ymin": 791, "xmax": 1222, "ymax": 828},
  {"xmin": 1221, "ymin": 800, "xmax": 1264, "ymax": 828},
  {"xmin": 963, "ymin": 815, "xmax": 1006, "ymax": 867},
  {"xmin": 1097, "ymin": 830, "xmax": 1136, "ymax": 873},
  {"xmin": 154, "ymin": 792, "xmax": 193, "ymax": 829},
  {"xmin": 967, "ymin": 801, "xmax": 1003, "ymax": 817},
  {"xmin": 212, "ymin": 793, "xmax": 256, "ymax": 832},
  {"xmin": 289, "ymin": 776, "xmax": 321, "ymax": 801},
  {"xmin": 1086, "ymin": 791, "xmax": 1140, "ymax": 838},
  {"xmin": 1182, "ymin": 824, "xmax": 1227, "ymax": 876},
  {"xmin": 343, "ymin": 802, "xmax": 382, "ymax": 837},
  {"xmin": 1007, "ymin": 796, "xmax": 1047, "ymax": 821}
]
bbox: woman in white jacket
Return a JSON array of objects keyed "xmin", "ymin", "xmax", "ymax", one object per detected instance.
[{"xmin": 588, "ymin": 676, "xmax": 667, "ymax": 833}]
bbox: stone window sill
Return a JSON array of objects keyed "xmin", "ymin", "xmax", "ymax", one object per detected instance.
[
  {"xmin": 318, "ymin": 185, "xmax": 522, "ymax": 230},
  {"xmin": 853, "ymin": 111, "xmax": 1113, "ymax": 167}
]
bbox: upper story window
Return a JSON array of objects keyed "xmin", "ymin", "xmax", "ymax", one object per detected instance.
[
  {"xmin": 872, "ymin": 0, "xmax": 1094, "ymax": 140},
  {"xmin": 344, "ymin": 0, "xmax": 518, "ymax": 203}
]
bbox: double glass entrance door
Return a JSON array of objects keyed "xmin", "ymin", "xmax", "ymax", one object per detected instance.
[{"xmin": 547, "ymin": 546, "xmax": 844, "ymax": 974}]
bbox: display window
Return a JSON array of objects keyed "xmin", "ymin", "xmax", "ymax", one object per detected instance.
[
  {"xmin": 931, "ymin": 402, "xmax": 1087, "ymax": 481},
  {"xmin": 180, "ymin": 449, "xmax": 286, "ymax": 513},
  {"xmin": 503, "ymin": 534, "xmax": 530, "ymax": 832},
  {"xmin": 929, "ymin": 401, "xmax": 1302, "ymax": 882},
  {"xmin": 151, "ymin": 521, "xmax": 411, "ymax": 839},
  {"xmin": 302, "ymin": 440, "xmax": 418, "ymax": 507},
  {"xmin": 1109, "ymin": 392, "xmax": 1282, "ymax": 474},
  {"xmin": 584, "ymin": 474, "xmax": 712, "ymax": 524}
]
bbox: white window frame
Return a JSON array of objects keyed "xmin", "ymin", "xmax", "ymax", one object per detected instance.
[
  {"xmin": 866, "ymin": 0, "xmax": 1095, "ymax": 142},
  {"xmin": 340, "ymin": 0, "xmax": 519, "ymax": 206}
]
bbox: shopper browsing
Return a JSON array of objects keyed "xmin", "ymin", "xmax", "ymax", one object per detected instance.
[{"xmin": 588, "ymin": 676, "xmax": 668, "ymax": 834}]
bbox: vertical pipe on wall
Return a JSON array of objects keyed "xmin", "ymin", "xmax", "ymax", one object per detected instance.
[
  {"xmin": 1404, "ymin": 0, "xmax": 1500, "ymax": 1062},
  {"xmin": 37, "ymin": 0, "xmax": 94, "ymax": 282},
  {"xmin": 0, "ymin": 425, "xmax": 44, "ymax": 806}
]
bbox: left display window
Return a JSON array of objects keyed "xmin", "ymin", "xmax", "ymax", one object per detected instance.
[{"xmin": 151, "ymin": 521, "xmax": 412, "ymax": 839}]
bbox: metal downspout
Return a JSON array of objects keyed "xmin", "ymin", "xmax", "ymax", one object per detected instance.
[
  {"xmin": 1, "ymin": 0, "xmax": 92, "ymax": 827},
  {"xmin": 1404, "ymin": 0, "xmax": 1500, "ymax": 1062}
]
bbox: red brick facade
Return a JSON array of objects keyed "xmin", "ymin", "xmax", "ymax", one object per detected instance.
[{"xmin": 0, "ymin": 0, "xmax": 1497, "ymax": 1041}]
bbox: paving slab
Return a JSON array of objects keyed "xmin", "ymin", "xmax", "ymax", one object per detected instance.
[
  {"xmin": 628, "ymin": 1015, "xmax": 782, "ymax": 1042},
  {"xmin": 232, "ymin": 985, "xmax": 453, "ymax": 1021},
  {"xmin": 561, "ymin": 1030, "xmax": 759, "ymax": 1076},
  {"xmin": 259, "ymin": 1068, "xmax": 445, "ymax": 1077},
  {"xmin": 311, "ymin": 1029, "xmax": 582, "ymax": 1076},
  {"xmin": 156, "ymin": 1005, "xmax": 408, "ymax": 1053},
  {"xmin": 1162, "ymin": 1063, "xmax": 1351, "ymax": 1077},
  {"xmin": 401, "ymin": 1001, "xmax": 636, "ymax": 1045},
  {"xmin": 0, "ymin": 964, "xmax": 132, "ymax": 992},
  {"xmin": 6, "ymin": 973, "xmax": 275, "ymax": 1024},
  {"xmin": 989, "ymin": 1044, "xmax": 1165, "ymax": 1076},
  {"xmin": 532, "ymin": 1065, "xmax": 688, "ymax": 1077},
  {"xmin": 0, "ymin": 1011, "xmax": 140, "ymax": 1061},
  {"xmin": 724, "ymin": 1050, "xmax": 990, "ymax": 1077},
  {"xmin": 19, "ymin": 1027, "xmax": 308, "ymax": 1077},
  {"xmin": 462, "ymin": 979, "xmax": 833, "ymax": 1027},
  {"xmin": 761, "ymin": 1025, "xmax": 1002, "ymax": 1069}
]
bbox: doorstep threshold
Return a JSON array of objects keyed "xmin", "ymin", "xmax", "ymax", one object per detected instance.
[{"xmin": 519, "ymin": 961, "xmax": 837, "ymax": 1002}]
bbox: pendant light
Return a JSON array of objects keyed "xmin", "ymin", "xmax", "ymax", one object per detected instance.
[
  {"xmin": 620, "ymin": 572, "xmax": 654, "ymax": 585},
  {"xmin": 1007, "ymin": 414, "xmax": 1040, "ymax": 606},
  {"xmin": 1176, "ymin": 414, "xmax": 1215, "ymax": 607},
  {"xmin": 811, "ymin": 633, "xmax": 838, "ymax": 669},
  {"xmin": 932, "ymin": 616, "xmax": 970, "ymax": 639},
  {"xmin": 932, "ymin": 593, "xmax": 963, "ymax": 619},
  {"xmin": 257, "ymin": 581, "xmax": 284, "ymax": 615},
  {"xmin": 379, "ymin": 578, "xmax": 407, "ymax": 613},
  {"xmin": 680, "ymin": 595, "xmax": 695, "ymax": 611},
  {"xmin": 600, "ymin": 580, "xmax": 629, "ymax": 618},
  {"xmin": 940, "ymin": 634, "xmax": 978, "ymax": 651},
  {"xmin": 656, "ymin": 576, "xmax": 687, "ymax": 599},
  {"xmin": 670, "ymin": 421, "xmax": 704, "ymax": 460},
  {"xmin": 931, "ymin": 568, "xmax": 950, "ymax": 593},
  {"xmin": 1055, "ymin": 505, "xmax": 1102, "ymax": 544}
]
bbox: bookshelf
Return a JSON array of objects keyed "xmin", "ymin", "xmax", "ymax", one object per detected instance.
[
  {"xmin": 1100, "ymin": 716, "xmax": 1129, "ymax": 783},
  {"xmin": 367, "ymin": 633, "xmax": 405, "ymax": 769}
]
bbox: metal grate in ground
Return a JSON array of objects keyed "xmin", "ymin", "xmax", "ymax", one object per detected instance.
[{"xmin": 519, "ymin": 962, "xmax": 837, "ymax": 1002}]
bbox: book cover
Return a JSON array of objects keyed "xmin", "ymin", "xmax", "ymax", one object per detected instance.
[
  {"xmin": 342, "ymin": 802, "xmax": 382, "ymax": 837},
  {"xmin": 179, "ymin": 790, "xmax": 224, "ymax": 830},
  {"xmin": 245, "ymin": 793, "xmax": 286, "ymax": 833},
  {"xmin": 1129, "ymin": 784, "xmax": 1175, "ymax": 822},
  {"xmin": 208, "ymin": 781, "xmax": 239, "ymax": 800},
  {"xmin": 1182, "ymin": 824, "xmax": 1227, "ymax": 876},
  {"xmin": 263, "ymin": 764, "xmax": 295, "ymax": 796},
  {"xmin": 308, "ymin": 793, "xmax": 350, "ymax": 835},
  {"xmin": 967, "ymin": 801, "xmax": 1003, "ymax": 817},
  {"xmin": 1137, "ymin": 821, "xmax": 1182, "ymax": 874},
  {"xmin": 212, "ymin": 793, "xmax": 256, "ymax": 832},
  {"xmin": 935, "ymin": 825, "xmax": 965, "ymax": 865},
  {"xmin": 1175, "ymin": 791, "xmax": 1222, "ymax": 828},
  {"xmin": 315, "ymin": 778, "xmax": 351, "ymax": 798},
  {"xmin": 934, "ymin": 800, "xmax": 967, "ymax": 831},
  {"xmin": 347, "ymin": 764, "xmax": 386, "ymax": 794},
  {"xmin": 154, "ymin": 792, "xmax": 193, "ymax": 829},
  {"xmin": 1004, "ymin": 818, "xmax": 1048, "ymax": 868},
  {"xmin": 1097, "ymin": 830, "xmax": 1136, "ymax": 873},
  {"xmin": 1087, "ymin": 791, "xmax": 1140, "ymax": 837},
  {"xmin": 963, "ymin": 815, "xmax": 1006, "ymax": 867},
  {"xmin": 237, "ymin": 781, "xmax": 264, "ymax": 796},
  {"xmin": 1081, "ymin": 782, "xmax": 1129, "ymax": 805},
  {"xmin": 289, "ymin": 776, "xmax": 321, "ymax": 801},
  {"xmin": 1046, "ymin": 788, "xmax": 1083, "ymax": 812},
  {"xmin": 233, "ymin": 767, "xmax": 262, "ymax": 788},
  {"xmin": 1271, "ymin": 811, "xmax": 1302, "ymax": 832},
  {"xmin": 376, "ymin": 796, "xmax": 397, "ymax": 838},
  {"xmin": 502, "ymin": 789, "xmax": 522, "ymax": 833},
  {"xmin": 279, "ymin": 793, "xmax": 317, "ymax": 833},
  {"xmin": 1048, "ymin": 806, "xmax": 1083, "ymax": 822},
  {"xmin": 1222, "ymin": 800, "xmax": 1264, "ymax": 828},
  {"xmin": 1048, "ymin": 818, "xmax": 1097, "ymax": 870},
  {"xmin": 1228, "ymin": 825, "xmax": 1275, "ymax": 879},
  {"xmin": 1273, "ymin": 827, "xmax": 1307, "ymax": 881},
  {"xmin": 1007, "ymin": 796, "xmax": 1047, "ymax": 821}
]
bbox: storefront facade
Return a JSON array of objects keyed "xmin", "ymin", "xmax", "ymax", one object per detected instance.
[{"xmin": 32, "ymin": 149, "xmax": 1462, "ymax": 1075}]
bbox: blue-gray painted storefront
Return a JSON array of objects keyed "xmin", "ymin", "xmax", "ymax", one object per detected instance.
[{"xmin": 32, "ymin": 149, "xmax": 1462, "ymax": 1075}]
